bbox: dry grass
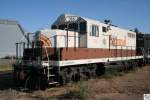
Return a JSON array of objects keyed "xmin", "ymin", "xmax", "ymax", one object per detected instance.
[
  {"xmin": 0, "ymin": 64, "xmax": 12, "ymax": 72},
  {"xmin": 0, "ymin": 65, "xmax": 150, "ymax": 100},
  {"xmin": 0, "ymin": 59, "xmax": 13, "ymax": 72},
  {"xmin": 86, "ymin": 66, "xmax": 150, "ymax": 100}
]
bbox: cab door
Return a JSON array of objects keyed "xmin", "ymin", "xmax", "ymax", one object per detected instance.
[{"xmin": 79, "ymin": 22, "xmax": 87, "ymax": 48}]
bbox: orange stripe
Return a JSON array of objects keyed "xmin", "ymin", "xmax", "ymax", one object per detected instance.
[
  {"xmin": 39, "ymin": 34, "xmax": 52, "ymax": 47},
  {"xmin": 41, "ymin": 35, "xmax": 52, "ymax": 46}
]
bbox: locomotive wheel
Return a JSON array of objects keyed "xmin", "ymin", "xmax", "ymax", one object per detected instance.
[
  {"xmin": 25, "ymin": 74, "xmax": 47, "ymax": 90},
  {"xmin": 80, "ymin": 67, "xmax": 89, "ymax": 81},
  {"xmin": 59, "ymin": 67, "xmax": 73, "ymax": 85},
  {"xmin": 130, "ymin": 61, "xmax": 136, "ymax": 70},
  {"xmin": 60, "ymin": 64, "xmax": 99, "ymax": 84},
  {"xmin": 13, "ymin": 70, "xmax": 27, "ymax": 87},
  {"xmin": 123, "ymin": 62, "xmax": 129, "ymax": 72},
  {"xmin": 88, "ymin": 64, "xmax": 97, "ymax": 78},
  {"xmin": 13, "ymin": 70, "xmax": 19, "ymax": 86},
  {"xmin": 59, "ymin": 73, "xmax": 67, "ymax": 85},
  {"xmin": 72, "ymin": 73, "xmax": 80, "ymax": 82},
  {"xmin": 96, "ymin": 63, "xmax": 105, "ymax": 76},
  {"xmin": 25, "ymin": 75, "xmax": 39, "ymax": 90}
]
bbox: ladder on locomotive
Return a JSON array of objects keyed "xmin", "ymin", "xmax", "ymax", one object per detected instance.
[{"xmin": 44, "ymin": 46, "xmax": 59, "ymax": 85}]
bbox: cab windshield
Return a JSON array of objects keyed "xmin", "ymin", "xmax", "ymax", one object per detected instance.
[{"xmin": 51, "ymin": 22, "xmax": 87, "ymax": 33}]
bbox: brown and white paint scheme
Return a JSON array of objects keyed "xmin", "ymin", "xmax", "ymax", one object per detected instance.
[{"xmin": 34, "ymin": 14, "xmax": 143, "ymax": 67}]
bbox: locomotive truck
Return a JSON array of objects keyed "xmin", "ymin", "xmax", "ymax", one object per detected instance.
[{"xmin": 13, "ymin": 14, "xmax": 150, "ymax": 89}]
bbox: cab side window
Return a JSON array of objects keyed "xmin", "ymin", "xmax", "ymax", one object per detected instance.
[
  {"xmin": 90, "ymin": 25, "xmax": 99, "ymax": 37},
  {"xmin": 102, "ymin": 26, "xmax": 107, "ymax": 32}
]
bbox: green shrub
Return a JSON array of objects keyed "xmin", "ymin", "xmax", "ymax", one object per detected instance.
[{"xmin": 58, "ymin": 82, "xmax": 89, "ymax": 100}]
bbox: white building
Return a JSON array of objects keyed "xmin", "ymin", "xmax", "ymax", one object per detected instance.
[{"xmin": 0, "ymin": 20, "xmax": 25, "ymax": 58}]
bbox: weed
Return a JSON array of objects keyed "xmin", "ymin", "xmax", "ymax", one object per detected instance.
[
  {"xmin": 57, "ymin": 82, "xmax": 89, "ymax": 100},
  {"xmin": 101, "ymin": 70, "xmax": 124, "ymax": 79},
  {"xmin": 100, "ymin": 96, "xmax": 111, "ymax": 100}
]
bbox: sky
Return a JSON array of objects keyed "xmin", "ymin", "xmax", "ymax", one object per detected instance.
[{"xmin": 0, "ymin": 0, "xmax": 150, "ymax": 33}]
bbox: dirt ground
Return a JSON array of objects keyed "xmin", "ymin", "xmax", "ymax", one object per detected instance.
[{"xmin": 0, "ymin": 66, "xmax": 150, "ymax": 100}]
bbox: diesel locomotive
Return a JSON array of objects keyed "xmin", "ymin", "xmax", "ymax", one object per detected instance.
[{"xmin": 13, "ymin": 14, "xmax": 150, "ymax": 89}]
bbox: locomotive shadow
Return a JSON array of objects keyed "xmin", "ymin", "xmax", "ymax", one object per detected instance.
[
  {"xmin": 0, "ymin": 71, "xmax": 42, "ymax": 92},
  {"xmin": 0, "ymin": 71, "xmax": 15, "ymax": 90}
]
